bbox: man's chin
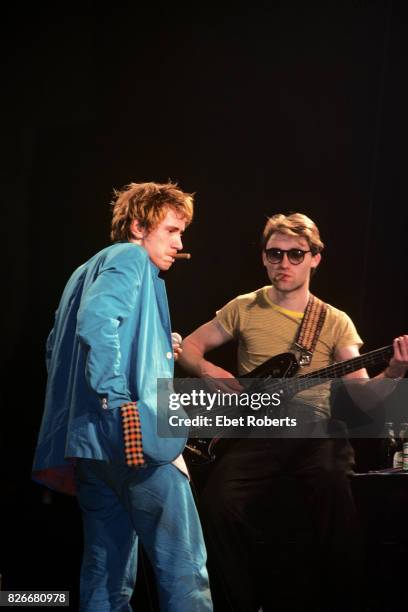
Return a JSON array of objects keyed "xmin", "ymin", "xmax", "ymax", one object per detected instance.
[
  {"xmin": 159, "ymin": 261, "xmax": 173, "ymax": 271},
  {"xmin": 273, "ymin": 281, "xmax": 299, "ymax": 292},
  {"xmin": 274, "ymin": 280, "xmax": 292, "ymax": 289}
]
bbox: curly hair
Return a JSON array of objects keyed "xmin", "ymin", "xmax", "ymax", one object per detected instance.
[{"xmin": 110, "ymin": 181, "xmax": 194, "ymax": 242}]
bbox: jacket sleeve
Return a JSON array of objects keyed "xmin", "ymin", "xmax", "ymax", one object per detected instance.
[
  {"xmin": 77, "ymin": 246, "xmax": 147, "ymax": 409},
  {"xmin": 45, "ymin": 327, "xmax": 55, "ymax": 373}
]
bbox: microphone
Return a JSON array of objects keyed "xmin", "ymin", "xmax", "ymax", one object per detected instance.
[{"xmin": 171, "ymin": 332, "xmax": 183, "ymax": 346}]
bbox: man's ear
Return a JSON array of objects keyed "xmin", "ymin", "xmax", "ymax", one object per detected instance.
[
  {"xmin": 311, "ymin": 252, "xmax": 321, "ymax": 269},
  {"xmin": 130, "ymin": 219, "xmax": 145, "ymax": 241}
]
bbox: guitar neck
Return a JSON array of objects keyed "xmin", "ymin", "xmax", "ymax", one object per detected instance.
[{"xmin": 288, "ymin": 345, "xmax": 394, "ymax": 395}]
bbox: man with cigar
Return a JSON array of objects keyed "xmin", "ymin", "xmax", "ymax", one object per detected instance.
[
  {"xmin": 179, "ymin": 212, "xmax": 408, "ymax": 612},
  {"xmin": 33, "ymin": 181, "xmax": 212, "ymax": 612}
]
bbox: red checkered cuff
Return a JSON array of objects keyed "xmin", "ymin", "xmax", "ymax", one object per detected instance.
[{"xmin": 121, "ymin": 402, "xmax": 145, "ymax": 467}]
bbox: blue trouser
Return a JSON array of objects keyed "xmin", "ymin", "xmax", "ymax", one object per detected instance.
[{"xmin": 75, "ymin": 459, "xmax": 213, "ymax": 612}]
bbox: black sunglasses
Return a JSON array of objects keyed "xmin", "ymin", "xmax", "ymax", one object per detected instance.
[{"xmin": 264, "ymin": 248, "xmax": 312, "ymax": 265}]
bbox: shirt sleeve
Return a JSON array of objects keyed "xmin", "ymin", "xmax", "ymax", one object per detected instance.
[
  {"xmin": 332, "ymin": 309, "xmax": 363, "ymax": 351},
  {"xmin": 215, "ymin": 297, "xmax": 241, "ymax": 338},
  {"xmin": 77, "ymin": 246, "xmax": 147, "ymax": 409}
]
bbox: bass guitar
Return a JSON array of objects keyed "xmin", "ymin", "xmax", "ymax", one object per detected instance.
[{"xmin": 184, "ymin": 344, "xmax": 394, "ymax": 464}]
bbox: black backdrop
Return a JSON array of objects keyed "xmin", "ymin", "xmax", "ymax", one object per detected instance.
[{"xmin": 1, "ymin": 1, "xmax": 408, "ymax": 608}]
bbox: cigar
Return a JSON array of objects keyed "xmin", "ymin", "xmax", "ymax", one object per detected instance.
[{"xmin": 173, "ymin": 253, "xmax": 191, "ymax": 260}]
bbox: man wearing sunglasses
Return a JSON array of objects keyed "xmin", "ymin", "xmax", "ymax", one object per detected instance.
[{"xmin": 179, "ymin": 212, "xmax": 408, "ymax": 612}]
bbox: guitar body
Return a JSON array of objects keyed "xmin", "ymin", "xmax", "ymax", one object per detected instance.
[
  {"xmin": 184, "ymin": 352, "xmax": 299, "ymax": 464},
  {"xmin": 241, "ymin": 352, "xmax": 299, "ymax": 380}
]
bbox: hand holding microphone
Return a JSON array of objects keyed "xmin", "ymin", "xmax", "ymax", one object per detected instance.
[{"xmin": 171, "ymin": 332, "xmax": 183, "ymax": 361}]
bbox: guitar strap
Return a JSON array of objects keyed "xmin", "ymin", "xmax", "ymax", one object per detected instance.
[{"xmin": 293, "ymin": 294, "xmax": 328, "ymax": 367}]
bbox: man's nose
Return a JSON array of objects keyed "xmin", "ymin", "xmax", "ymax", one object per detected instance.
[
  {"xmin": 279, "ymin": 253, "xmax": 291, "ymax": 266},
  {"xmin": 173, "ymin": 235, "xmax": 183, "ymax": 250}
]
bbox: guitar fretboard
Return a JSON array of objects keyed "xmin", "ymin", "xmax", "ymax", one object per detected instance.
[{"xmin": 281, "ymin": 345, "xmax": 393, "ymax": 396}]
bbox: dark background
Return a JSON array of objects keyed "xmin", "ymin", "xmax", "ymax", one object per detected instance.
[{"xmin": 1, "ymin": 1, "xmax": 407, "ymax": 610}]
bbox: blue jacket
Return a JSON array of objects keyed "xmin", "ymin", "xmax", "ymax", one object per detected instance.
[{"xmin": 32, "ymin": 242, "xmax": 186, "ymax": 494}]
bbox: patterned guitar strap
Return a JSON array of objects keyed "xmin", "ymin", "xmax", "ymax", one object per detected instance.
[{"xmin": 294, "ymin": 294, "xmax": 328, "ymax": 367}]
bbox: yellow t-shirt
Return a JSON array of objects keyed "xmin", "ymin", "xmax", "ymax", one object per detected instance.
[{"xmin": 216, "ymin": 286, "xmax": 363, "ymax": 417}]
